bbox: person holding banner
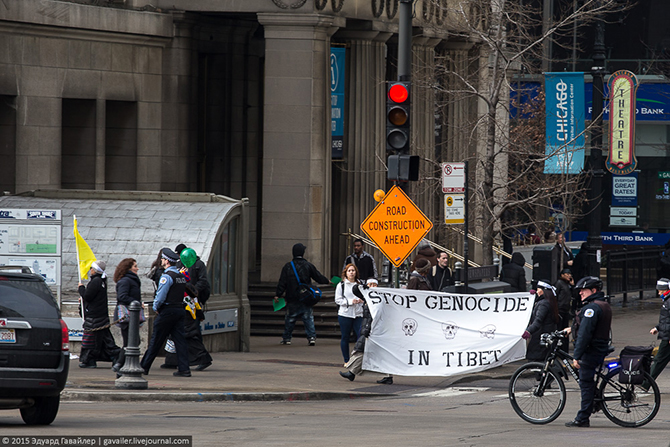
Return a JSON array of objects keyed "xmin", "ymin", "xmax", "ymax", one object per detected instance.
[
  {"xmin": 335, "ymin": 264, "xmax": 364, "ymax": 363},
  {"xmin": 407, "ymin": 258, "xmax": 432, "ymax": 291},
  {"xmin": 522, "ymin": 281, "xmax": 559, "ymax": 361}
]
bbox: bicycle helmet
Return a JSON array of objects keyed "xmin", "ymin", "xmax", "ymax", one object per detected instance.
[{"xmin": 574, "ymin": 276, "xmax": 602, "ymax": 291}]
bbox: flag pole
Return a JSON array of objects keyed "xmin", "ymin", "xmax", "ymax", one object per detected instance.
[{"xmin": 73, "ymin": 215, "xmax": 85, "ymax": 322}]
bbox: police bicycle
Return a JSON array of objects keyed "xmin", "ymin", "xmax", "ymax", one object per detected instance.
[{"xmin": 508, "ymin": 330, "xmax": 661, "ymax": 427}]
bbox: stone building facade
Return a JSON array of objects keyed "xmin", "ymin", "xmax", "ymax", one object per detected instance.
[{"xmin": 0, "ymin": 0, "xmax": 488, "ymax": 283}]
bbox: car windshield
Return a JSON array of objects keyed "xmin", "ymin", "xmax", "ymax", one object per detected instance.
[{"xmin": 0, "ymin": 278, "xmax": 59, "ymax": 319}]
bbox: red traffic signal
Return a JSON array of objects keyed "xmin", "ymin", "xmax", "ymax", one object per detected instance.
[{"xmin": 386, "ymin": 82, "xmax": 411, "ymax": 153}]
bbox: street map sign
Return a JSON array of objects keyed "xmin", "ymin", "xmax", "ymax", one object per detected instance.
[
  {"xmin": 444, "ymin": 194, "xmax": 465, "ymax": 224},
  {"xmin": 360, "ymin": 185, "xmax": 433, "ymax": 267},
  {"xmin": 442, "ymin": 162, "xmax": 465, "ymax": 193}
]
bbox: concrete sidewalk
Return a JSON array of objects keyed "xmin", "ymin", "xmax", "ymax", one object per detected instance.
[{"xmin": 62, "ymin": 297, "xmax": 670, "ymax": 402}]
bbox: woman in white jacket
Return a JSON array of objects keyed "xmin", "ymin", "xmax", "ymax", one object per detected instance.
[{"xmin": 335, "ymin": 264, "xmax": 364, "ymax": 363}]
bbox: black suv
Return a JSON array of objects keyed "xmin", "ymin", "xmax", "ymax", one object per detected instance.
[{"xmin": 0, "ymin": 267, "xmax": 70, "ymax": 425}]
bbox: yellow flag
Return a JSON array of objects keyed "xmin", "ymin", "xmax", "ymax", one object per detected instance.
[{"xmin": 73, "ymin": 215, "xmax": 96, "ymax": 280}]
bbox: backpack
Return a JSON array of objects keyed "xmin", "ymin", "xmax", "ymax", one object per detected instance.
[
  {"xmin": 618, "ymin": 346, "xmax": 653, "ymax": 385},
  {"xmin": 290, "ymin": 261, "xmax": 322, "ymax": 307}
]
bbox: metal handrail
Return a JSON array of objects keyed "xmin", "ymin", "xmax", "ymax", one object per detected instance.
[
  {"xmin": 447, "ymin": 227, "xmax": 533, "ymax": 270},
  {"xmin": 344, "ymin": 232, "xmax": 480, "ymax": 268}
]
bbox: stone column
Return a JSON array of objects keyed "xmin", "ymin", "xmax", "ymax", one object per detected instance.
[
  {"xmin": 409, "ymin": 37, "xmax": 441, "ymax": 227},
  {"xmin": 257, "ymin": 13, "xmax": 340, "ymax": 281},
  {"xmin": 333, "ymin": 30, "xmax": 389, "ymax": 267}
]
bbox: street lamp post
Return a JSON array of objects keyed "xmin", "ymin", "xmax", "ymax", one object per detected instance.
[{"xmin": 586, "ymin": 18, "xmax": 606, "ymax": 278}]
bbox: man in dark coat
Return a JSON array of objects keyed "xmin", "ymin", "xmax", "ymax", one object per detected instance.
[
  {"xmin": 565, "ymin": 276, "xmax": 612, "ymax": 428},
  {"xmin": 554, "ymin": 268, "xmax": 574, "ymax": 330},
  {"xmin": 162, "ymin": 244, "xmax": 213, "ymax": 371},
  {"xmin": 141, "ymin": 248, "xmax": 192, "ymax": 377},
  {"xmin": 431, "ymin": 251, "xmax": 453, "ymax": 292},
  {"xmin": 500, "ymin": 252, "xmax": 527, "ymax": 292},
  {"xmin": 342, "ymin": 238, "xmax": 378, "ymax": 284},
  {"xmin": 78, "ymin": 261, "xmax": 120, "ymax": 368},
  {"xmin": 274, "ymin": 243, "xmax": 329, "ymax": 346},
  {"xmin": 642, "ymin": 278, "xmax": 670, "ymax": 390}
]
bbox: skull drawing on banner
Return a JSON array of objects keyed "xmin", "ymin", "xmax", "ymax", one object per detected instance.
[
  {"xmin": 402, "ymin": 318, "xmax": 418, "ymax": 336},
  {"xmin": 441, "ymin": 322, "xmax": 459, "ymax": 340},
  {"xmin": 479, "ymin": 324, "xmax": 496, "ymax": 339}
]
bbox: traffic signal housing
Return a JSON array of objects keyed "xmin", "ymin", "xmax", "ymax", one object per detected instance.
[{"xmin": 386, "ymin": 82, "xmax": 410, "ymax": 153}]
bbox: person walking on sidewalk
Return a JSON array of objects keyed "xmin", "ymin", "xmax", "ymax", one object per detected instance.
[
  {"xmin": 112, "ymin": 258, "xmax": 142, "ymax": 374},
  {"xmin": 140, "ymin": 248, "xmax": 191, "ymax": 377},
  {"xmin": 642, "ymin": 277, "xmax": 670, "ymax": 390},
  {"xmin": 274, "ymin": 243, "xmax": 329, "ymax": 346},
  {"xmin": 335, "ymin": 264, "xmax": 364, "ymax": 363},
  {"xmin": 160, "ymin": 244, "xmax": 213, "ymax": 372},
  {"xmin": 564, "ymin": 276, "xmax": 612, "ymax": 428},
  {"xmin": 78, "ymin": 261, "xmax": 120, "ymax": 368}
]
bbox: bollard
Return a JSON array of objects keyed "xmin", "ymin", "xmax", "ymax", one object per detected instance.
[
  {"xmin": 115, "ymin": 300, "xmax": 148, "ymax": 389},
  {"xmin": 493, "ymin": 257, "xmax": 500, "ymax": 278}
]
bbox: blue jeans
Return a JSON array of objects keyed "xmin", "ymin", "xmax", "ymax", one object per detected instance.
[
  {"xmin": 282, "ymin": 301, "xmax": 316, "ymax": 341},
  {"xmin": 576, "ymin": 352, "xmax": 605, "ymax": 423},
  {"xmin": 338, "ymin": 315, "xmax": 362, "ymax": 362}
]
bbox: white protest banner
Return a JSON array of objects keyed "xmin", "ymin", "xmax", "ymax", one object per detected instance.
[{"xmin": 361, "ymin": 288, "xmax": 533, "ymax": 377}]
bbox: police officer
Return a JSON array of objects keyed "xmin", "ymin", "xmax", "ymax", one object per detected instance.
[
  {"xmin": 564, "ymin": 276, "xmax": 612, "ymax": 428},
  {"xmin": 140, "ymin": 248, "xmax": 191, "ymax": 377}
]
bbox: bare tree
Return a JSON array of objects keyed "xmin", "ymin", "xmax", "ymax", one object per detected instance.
[{"xmin": 419, "ymin": 0, "xmax": 629, "ymax": 263}]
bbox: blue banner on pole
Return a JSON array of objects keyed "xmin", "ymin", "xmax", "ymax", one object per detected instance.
[
  {"xmin": 330, "ymin": 47, "xmax": 346, "ymax": 159},
  {"xmin": 544, "ymin": 73, "xmax": 586, "ymax": 174}
]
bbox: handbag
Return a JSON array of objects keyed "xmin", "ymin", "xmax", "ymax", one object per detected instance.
[
  {"xmin": 290, "ymin": 261, "xmax": 322, "ymax": 307},
  {"xmin": 114, "ymin": 303, "xmax": 146, "ymax": 326}
]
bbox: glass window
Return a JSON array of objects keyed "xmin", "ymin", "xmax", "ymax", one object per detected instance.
[{"xmin": 208, "ymin": 216, "xmax": 239, "ymax": 295}]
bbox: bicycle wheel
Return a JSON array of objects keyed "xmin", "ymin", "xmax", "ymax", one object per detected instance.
[
  {"xmin": 599, "ymin": 367, "xmax": 661, "ymax": 427},
  {"xmin": 509, "ymin": 362, "xmax": 566, "ymax": 424}
]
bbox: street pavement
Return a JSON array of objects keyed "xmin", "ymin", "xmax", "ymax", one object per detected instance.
[{"xmin": 63, "ymin": 295, "xmax": 670, "ymax": 402}]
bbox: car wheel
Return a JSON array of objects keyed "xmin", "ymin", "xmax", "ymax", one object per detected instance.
[{"xmin": 20, "ymin": 395, "xmax": 60, "ymax": 425}]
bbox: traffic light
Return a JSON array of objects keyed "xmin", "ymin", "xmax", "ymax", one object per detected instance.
[
  {"xmin": 386, "ymin": 82, "xmax": 410, "ymax": 153},
  {"xmin": 388, "ymin": 154, "xmax": 419, "ymax": 181}
]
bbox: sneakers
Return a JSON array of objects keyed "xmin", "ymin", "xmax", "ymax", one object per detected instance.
[
  {"xmin": 308, "ymin": 338, "xmax": 316, "ymax": 346},
  {"xmin": 565, "ymin": 419, "xmax": 590, "ymax": 428},
  {"xmin": 280, "ymin": 339, "xmax": 291, "ymax": 345},
  {"xmin": 173, "ymin": 370, "xmax": 192, "ymax": 377}
]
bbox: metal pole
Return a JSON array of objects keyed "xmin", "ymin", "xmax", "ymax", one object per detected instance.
[
  {"xmin": 115, "ymin": 300, "xmax": 148, "ymax": 389},
  {"xmin": 463, "ymin": 160, "xmax": 469, "ymax": 291},
  {"xmin": 586, "ymin": 17, "xmax": 606, "ymax": 278},
  {"xmin": 398, "ymin": 0, "xmax": 413, "ymax": 82}
]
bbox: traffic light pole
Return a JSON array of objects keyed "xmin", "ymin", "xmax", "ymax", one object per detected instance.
[{"xmin": 398, "ymin": 0, "xmax": 413, "ymax": 82}]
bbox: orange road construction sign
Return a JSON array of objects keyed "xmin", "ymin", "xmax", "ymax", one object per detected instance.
[{"xmin": 360, "ymin": 185, "xmax": 433, "ymax": 267}]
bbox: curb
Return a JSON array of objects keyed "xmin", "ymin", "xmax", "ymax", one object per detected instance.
[{"xmin": 61, "ymin": 390, "xmax": 393, "ymax": 403}]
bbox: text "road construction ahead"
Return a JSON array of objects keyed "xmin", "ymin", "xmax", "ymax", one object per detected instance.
[{"xmin": 361, "ymin": 186, "xmax": 433, "ymax": 267}]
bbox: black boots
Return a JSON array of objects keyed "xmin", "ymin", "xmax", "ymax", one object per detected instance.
[{"xmin": 339, "ymin": 371, "xmax": 355, "ymax": 381}]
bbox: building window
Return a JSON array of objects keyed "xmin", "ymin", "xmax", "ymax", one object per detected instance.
[
  {"xmin": 0, "ymin": 96, "xmax": 16, "ymax": 194},
  {"xmin": 62, "ymin": 99, "xmax": 96, "ymax": 189},
  {"xmin": 105, "ymin": 101, "xmax": 138, "ymax": 190},
  {"xmin": 210, "ymin": 216, "xmax": 238, "ymax": 294}
]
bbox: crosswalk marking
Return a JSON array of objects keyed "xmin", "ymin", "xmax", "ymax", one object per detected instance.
[{"xmin": 414, "ymin": 387, "xmax": 490, "ymax": 398}]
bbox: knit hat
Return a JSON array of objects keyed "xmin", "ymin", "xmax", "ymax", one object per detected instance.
[
  {"xmin": 657, "ymin": 278, "xmax": 670, "ymax": 291},
  {"xmin": 560, "ymin": 268, "xmax": 572, "ymax": 275},
  {"xmin": 536, "ymin": 280, "xmax": 556, "ymax": 295},
  {"xmin": 414, "ymin": 258, "xmax": 431, "ymax": 274},
  {"xmin": 161, "ymin": 248, "xmax": 179, "ymax": 263},
  {"xmin": 175, "ymin": 244, "xmax": 187, "ymax": 254}
]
